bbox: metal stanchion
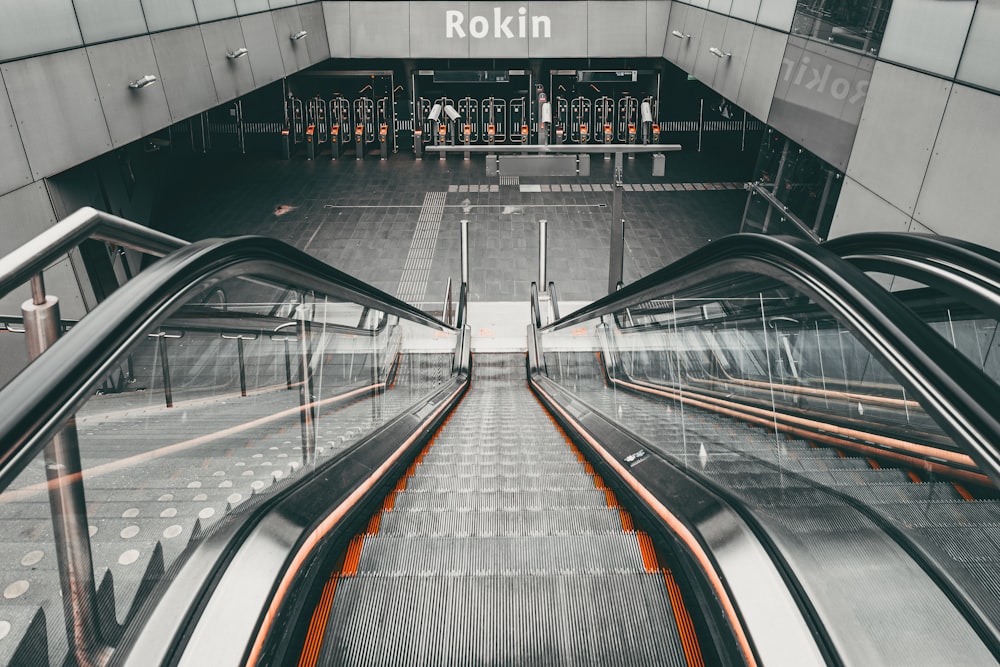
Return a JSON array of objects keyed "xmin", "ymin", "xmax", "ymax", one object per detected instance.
[
  {"xmin": 22, "ymin": 274, "xmax": 108, "ymax": 667},
  {"xmin": 539, "ymin": 219, "xmax": 548, "ymax": 292},
  {"xmin": 460, "ymin": 219, "xmax": 470, "ymax": 287}
]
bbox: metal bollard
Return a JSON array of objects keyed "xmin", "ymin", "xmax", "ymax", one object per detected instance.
[{"xmin": 460, "ymin": 219, "xmax": 469, "ymax": 286}]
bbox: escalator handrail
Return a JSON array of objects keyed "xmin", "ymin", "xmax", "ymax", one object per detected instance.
[
  {"xmin": 0, "ymin": 235, "xmax": 460, "ymax": 492},
  {"xmin": 826, "ymin": 231, "xmax": 1000, "ymax": 320},
  {"xmin": 0, "ymin": 206, "xmax": 186, "ymax": 297},
  {"xmin": 537, "ymin": 232, "xmax": 1000, "ymax": 488}
]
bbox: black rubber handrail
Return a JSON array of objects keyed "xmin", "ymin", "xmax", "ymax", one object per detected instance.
[
  {"xmin": 539, "ymin": 233, "xmax": 1000, "ymax": 489},
  {"xmin": 0, "ymin": 235, "xmax": 459, "ymax": 492},
  {"xmin": 826, "ymin": 232, "xmax": 1000, "ymax": 321}
]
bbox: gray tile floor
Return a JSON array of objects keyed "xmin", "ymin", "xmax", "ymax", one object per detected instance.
[{"xmin": 153, "ymin": 147, "xmax": 752, "ymax": 304}]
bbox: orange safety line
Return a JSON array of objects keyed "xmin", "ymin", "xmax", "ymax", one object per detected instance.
[
  {"xmin": 618, "ymin": 508, "xmax": 634, "ymax": 532},
  {"xmin": 296, "ymin": 572, "xmax": 339, "ymax": 667},
  {"xmin": 341, "ymin": 534, "xmax": 365, "ymax": 577},
  {"xmin": 663, "ymin": 569, "xmax": 706, "ymax": 667},
  {"xmin": 636, "ymin": 531, "xmax": 660, "ymax": 573},
  {"xmin": 603, "ymin": 488, "xmax": 620, "ymax": 509},
  {"xmin": 381, "ymin": 492, "xmax": 396, "ymax": 512},
  {"xmin": 366, "ymin": 512, "xmax": 381, "ymax": 535},
  {"xmin": 592, "ymin": 473, "xmax": 606, "ymax": 490},
  {"xmin": 866, "ymin": 458, "xmax": 882, "ymax": 470},
  {"xmin": 953, "ymin": 483, "xmax": 976, "ymax": 501},
  {"xmin": 907, "ymin": 470, "xmax": 923, "ymax": 484}
]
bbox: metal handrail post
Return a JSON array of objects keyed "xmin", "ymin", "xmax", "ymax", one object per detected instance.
[
  {"xmin": 22, "ymin": 274, "xmax": 109, "ymax": 667},
  {"xmin": 539, "ymin": 219, "xmax": 548, "ymax": 292},
  {"xmin": 296, "ymin": 303, "xmax": 317, "ymax": 464},
  {"xmin": 460, "ymin": 219, "xmax": 470, "ymax": 287}
]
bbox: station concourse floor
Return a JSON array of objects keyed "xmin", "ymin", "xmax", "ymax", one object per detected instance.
[{"xmin": 152, "ymin": 144, "xmax": 751, "ymax": 347}]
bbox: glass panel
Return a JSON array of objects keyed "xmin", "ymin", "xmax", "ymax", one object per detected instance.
[
  {"xmin": 0, "ymin": 269, "xmax": 457, "ymax": 663},
  {"xmin": 791, "ymin": 0, "xmax": 892, "ymax": 55},
  {"xmin": 538, "ymin": 268, "xmax": 1000, "ymax": 648}
]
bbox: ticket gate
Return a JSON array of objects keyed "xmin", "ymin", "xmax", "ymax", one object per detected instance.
[
  {"xmin": 457, "ymin": 98, "xmax": 480, "ymax": 142},
  {"xmin": 329, "ymin": 97, "xmax": 351, "ymax": 160},
  {"xmin": 509, "ymin": 98, "xmax": 527, "ymax": 143},
  {"xmin": 288, "ymin": 97, "xmax": 305, "ymax": 146},
  {"xmin": 569, "ymin": 96, "xmax": 593, "ymax": 143},
  {"xmin": 482, "ymin": 97, "xmax": 506, "ymax": 144},
  {"xmin": 595, "ymin": 97, "xmax": 615, "ymax": 144}
]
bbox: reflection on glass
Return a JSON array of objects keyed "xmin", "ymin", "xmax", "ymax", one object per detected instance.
[
  {"xmin": 791, "ymin": 0, "xmax": 892, "ymax": 54},
  {"xmin": 0, "ymin": 271, "xmax": 458, "ymax": 664}
]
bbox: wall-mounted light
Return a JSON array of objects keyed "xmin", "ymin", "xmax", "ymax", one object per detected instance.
[
  {"xmin": 290, "ymin": 30, "xmax": 307, "ymax": 41},
  {"xmin": 128, "ymin": 74, "xmax": 158, "ymax": 89},
  {"xmin": 709, "ymin": 47, "xmax": 732, "ymax": 59},
  {"xmin": 227, "ymin": 47, "xmax": 249, "ymax": 60},
  {"xmin": 671, "ymin": 30, "xmax": 690, "ymax": 39}
]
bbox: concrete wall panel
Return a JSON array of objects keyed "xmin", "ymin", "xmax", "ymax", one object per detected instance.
[
  {"xmin": 677, "ymin": 6, "xmax": 707, "ymax": 72},
  {"xmin": 141, "ymin": 0, "xmax": 199, "ymax": 32},
  {"xmin": 663, "ymin": 1, "xmax": 689, "ymax": 63},
  {"xmin": 0, "ymin": 74, "xmax": 33, "ymax": 197},
  {"xmin": 240, "ymin": 12, "xmax": 286, "ymax": 86},
  {"xmin": 756, "ymin": 0, "xmax": 795, "ymax": 31},
  {"xmin": 237, "ymin": 0, "xmax": 270, "ymax": 13},
  {"xmin": 74, "ymin": 0, "xmax": 149, "ymax": 44},
  {"xmin": 298, "ymin": 3, "xmax": 332, "ymax": 63},
  {"xmin": 201, "ymin": 19, "xmax": 257, "ymax": 102},
  {"xmin": 957, "ymin": 0, "xmax": 1000, "ymax": 94},
  {"xmin": 880, "ymin": 0, "xmax": 975, "ymax": 77},
  {"xmin": 730, "ymin": 0, "xmax": 761, "ymax": 23},
  {"xmin": 914, "ymin": 85, "xmax": 1000, "ymax": 249},
  {"xmin": 588, "ymin": 1, "xmax": 646, "ymax": 57},
  {"xmin": 0, "ymin": 0, "xmax": 83, "ymax": 61},
  {"xmin": 467, "ymin": 1, "xmax": 528, "ymax": 58},
  {"xmin": 273, "ymin": 6, "xmax": 311, "ymax": 73},
  {"xmin": 846, "ymin": 62, "xmax": 951, "ymax": 216},
  {"xmin": 353, "ymin": 2, "xmax": 410, "ymax": 57},
  {"xmin": 87, "ymin": 37, "xmax": 172, "ymax": 148},
  {"xmin": 528, "ymin": 1, "xmax": 588, "ymax": 58},
  {"xmin": 2, "ymin": 50, "xmax": 112, "ymax": 181},
  {"xmin": 736, "ymin": 26, "xmax": 785, "ymax": 121},
  {"xmin": 714, "ymin": 17, "xmax": 753, "ymax": 102},
  {"xmin": 150, "ymin": 27, "xmax": 220, "ymax": 122},
  {"xmin": 646, "ymin": 1, "xmax": 670, "ymax": 58},
  {"xmin": 194, "ymin": 0, "xmax": 240, "ymax": 22},
  {"xmin": 691, "ymin": 11, "xmax": 727, "ymax": 85},
  {"xmin": 323, "ymin": 1, "xmax": 351, "ymax": 57},
  {"xmin": 828, "ymin": 176, "xmax": 911, "ymax": 238}
]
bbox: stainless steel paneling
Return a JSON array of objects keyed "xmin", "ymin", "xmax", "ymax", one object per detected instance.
[
  {"xmin": 768, "ymin": 36, "xmax": 873, "ymax": 170},
  {"xmin": 351, "ymin": 0, "xmax": 408, "ymax": 58},
  {"xmin": 736, "ymin": 25, "xmax": 785, "ymax": 122},
  {"xmin": 409, "ymin": 1, "xmax": 463, "ymax": 58},
  {"xmin": 141, "ymin": 0, "xmax": 199, "ymax": 32},
  {"xmin": 528, "ymin": 1, "xmax": 588, "ymax": 58},
  {"xmin": 646, "ymin": 1, "xmax": 670, "ymax": 58},
  {"xmin": 692, "ymin": 10, "xmax": 727, "ymax": 84},
  {"xmin": 200, "ymin": 19, "xmax": 256, "ymax": 102},
  {"xmin": 845, "ymin": 62, "xmax": 950, "ymax": 216},
  {"xmin": 663, "ymin": 1, "xmax": 689, "ymax": 63},
  {"xmin": 273, "ymin": 6, "xmax": 311, "ymax": 73},
  {"xmin": 677, "ymin": 6, "xmax": 707, "ymax": 72},
  {"xmin": 2, "ymin": 50, "xmax": 112, "ymax": 181},
  {"xmin": 957, "ymin": 0, "xmax": 1000, "ymax": 93},
  {"xmin": 324, "ymin": 1, "xmax": 351, "ymax": 57},
  {"xmin": 240, "ymin": 12, "xmax": 286, "ymax": 85},
  {"xmin": 730, "ymin": 0, "xmax": 761, "ymax": 23},
  {"xmin": 467, "ymin": 1, "xmax": 528, "ymax": 58},
  {"xmin": 714, "ymin": 17, "xmax": 753, "ymax": 102},
  {"xmin": 0, "ymin": 0, "xmax": 83, "ymax": 61},
  {"xmin": 194, "ymin": 0, "xmax": 239, "ymax": 22},
  {"xmin": 880, "ymin": 0, "xmax": 975, "ymax": 76},
  {"xmin": 588, "ymin": 1, "xmax": 646, "ymax": 57},
  {"xmin": 688, "ymin": 0, "xmax": 710, "ymax": 8},
  {"xmin": 236, "ymin": 0, "xmax": 270, "ymax": 13},
  {"xmin": 0, "ymin": 74, "xmax": 33, "ymax": 197},
  {"xmin": 150, "ymin": 27, "xmax": 220, "ymax": 122},
  {"xmin": 755, "ymin": 0, "xmax": 796, "ymax": 32},
  {"xmin": 828, "ymin": 176, "xmax": 911, "ymax": 239},
  {"xmin": 298, "ymin": 3, "xmax": 332, "ymax": 63},
  {"xmin": 87, "ymin": 36, "xmax": 172, "ymax": 148},
  {"xmin": 74, "ymin": 0, "xmax": 149, "ymax": 44},
  {"xmin": 269, "ymin": 0, "xmax": 297, "ymax": 7},
  {"xmin": 914, "ymin": 84, "xmax": 1000, "ymax": 249}
]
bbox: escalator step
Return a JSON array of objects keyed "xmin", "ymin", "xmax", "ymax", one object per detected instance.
[{"xmin": 377, "ymin": 507, "xmax": 625, "ymax": 537}]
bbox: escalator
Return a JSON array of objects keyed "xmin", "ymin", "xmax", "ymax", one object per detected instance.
[{"xmin": 2, "ymin": 210, "xmax": 1000, "ymax": 665}]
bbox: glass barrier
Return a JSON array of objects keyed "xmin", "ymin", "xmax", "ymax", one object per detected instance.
[
  {"xmin": 791, "ymin": 0, "xmax": 892, "ymax": 55},
  {"xmin": 0, "ymin": 268, "xmax": 459, "ymax": 665},
  {"xmin": 536, "ymin": 268, "xmax": 1000, "ymax": 661}
]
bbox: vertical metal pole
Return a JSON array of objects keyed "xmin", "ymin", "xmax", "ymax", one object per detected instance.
[
  {"xmin": 236, "ymin": 337, "xmax": 247, "ymax": 397},
  {"xmin": 156, "ymin": 334, "xmax": 174, "ymax": 408},
  {"xmin": 283, "ymin": 338, "xmax": 293, "ymax": 390},
  {"xmin": 608, "ymin": 151, "xmax": 625, "ymax": 294},
  {"xmin": 460, "ymin": 219, "xmax": 470, "ymax": 286},
  {"xmin": 741, "ymin": 109, "xmax": 747, "ymax": 152},
  {"xmin": 698, "ymin": 98, "xmax": 703, "ymax": 153},
  {"xmin": 297, "ymin": 304, "xmax": 316, "ymax": 464},
  {"xmin": 22, "ymin": 275, "xmax": 108, "ymax": 667},
  {"xmin": 814, "ymin": 170, "xmax": 836, "ymax": 236},
  {"xmin": 538, "ymin": 219, "xmax": 548, "ymax": 292}
]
